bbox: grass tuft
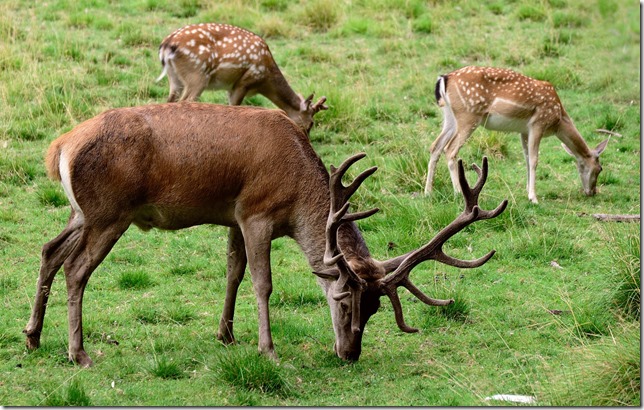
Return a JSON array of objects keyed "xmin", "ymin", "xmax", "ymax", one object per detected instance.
[
  {"xmin": 37, "ymin": 184, "xmax": 68, "ymax": 207},
  {"xmin": 610, "ymin": 228, "xmax": 640, "ymax": 320},
  {"xmin": 215, "ymin": 347, "xmax": 291, "ymax": 396},
  {"xmin": 439, "ymin": 293, "xmax": 470, "ymax": 322},
  {"xmin": 150, "ymin": 357, "xmax": 185, "ymax": 379},
  {"xmin": 543, "ymin": 323, "xmax": 640, "ymax": 406},
  {"xmin": 43, "ymin": 380, "xmax": 92, "ymax": 406},
  {"xmin": 412, "ymin": 14, "xmax": 434, "ymax": 34},
  {"xmin": 301, "ymin": 0, "xmax": 340, "ymax": 32},
  {"xmin": 118, "ymin": 270, "xmax": 153, "ymax": 290}
]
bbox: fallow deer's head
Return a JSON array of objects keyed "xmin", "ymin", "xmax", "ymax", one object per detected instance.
[{"xmin": 294, "ymin": 93, "xmax": 328, "ymax": 135}]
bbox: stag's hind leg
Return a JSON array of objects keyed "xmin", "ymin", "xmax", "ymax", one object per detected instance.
[
  {"xmin": 217, "ymin": 227, "xmax": 247, "ymax": 344},
  {"xmin": 24, "ymin": 213, "xmax": 83, "ymax": 350},
  {"xmin": 63, "ymin": 222, "xmax": 129, "ymax": 367}
]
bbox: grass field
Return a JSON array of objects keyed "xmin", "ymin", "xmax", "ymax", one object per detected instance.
[{"xmin": 0, "ymin": 0, "xmax": 640, "ymax": 406}]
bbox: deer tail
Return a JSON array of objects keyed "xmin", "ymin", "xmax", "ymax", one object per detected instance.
[
  {"xmin": 156, "ymin": 44, "xmax": 178, "ymax": 83},
  {"xmin": 45, "ymin": 140, "xmax": 62, "ymax": 181},
  {"xmin": 434, "ymin": 75, "xmax": 449, "ymax": 107}
]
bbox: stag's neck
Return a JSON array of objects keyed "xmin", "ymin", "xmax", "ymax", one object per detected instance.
[{"xmin": 293, "ymin": 199, "xmax": 374, "ymax": 275}]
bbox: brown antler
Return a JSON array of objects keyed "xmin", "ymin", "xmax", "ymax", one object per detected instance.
[
  {"xmin": 379, "ymin": 157, "xmax": 508, "ymax": 333},
  {"xmin": 324, "ymin": 153, "xmax": 378, "ymax": 332}
]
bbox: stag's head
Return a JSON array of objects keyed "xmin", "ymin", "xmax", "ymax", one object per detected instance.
[{"xmin": 314, "ymin": 154, "xmax": 508, "ymax": 361}]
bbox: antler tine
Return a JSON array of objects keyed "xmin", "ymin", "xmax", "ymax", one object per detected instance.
[
  {"xmin": 471, "ymin": 156, "xmax": 488, "ymax": 194},
  {"xmin": 382, "ymin": 287, "xmax": 419, "ymax": 333},
  {"xmin": 329, "ymin": 153, "xmax": 378, "ymax": 207},
  {"xmin": 323, "ymin": 153, "xmax": 380, "ymax": 334},
  {"xmin": 458, "ymin": 156, "xmax": 507, "ymax": 219},
  {"xmin": 324, "ymin": 153, "xmax": 379, "ymax": 278},
  {"xmin": 457, "ymin": 157, "xmax": 485, "ymax": 211},
  {"xmin": 379, "ymin": 157, "xmax": 507, "ymax": 331},
  {"xmin": 434, "ymin": 249, "xmax": 496, "ymax": 269}
]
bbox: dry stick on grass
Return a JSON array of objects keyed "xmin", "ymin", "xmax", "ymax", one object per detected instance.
[
  {"xmin": 587, "ymin": 213, "xmax": 640, "ymax": 222},
  {"xmin": 595, "ymin": 128, "xmax": 623, "ymax": 138}
]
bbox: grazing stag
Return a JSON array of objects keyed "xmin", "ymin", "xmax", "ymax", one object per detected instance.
[
  {"xmin": 424, "ymin": 66, "xmax": 608, "ymax": 203},
  {"xmin": 24, "ymin": 102, "xmax": 507, "ymax": 367},
  {"xmin": 156, "ymin": 23, "xmax": 327, "ymax": 134}
]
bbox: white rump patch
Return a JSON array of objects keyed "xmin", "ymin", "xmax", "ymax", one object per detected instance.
[{"xmin": 59, "ymin": 150, "xmax": 85, "ymax": 225}]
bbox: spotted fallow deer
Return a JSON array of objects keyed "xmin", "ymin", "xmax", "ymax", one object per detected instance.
[
  {"xmin": 24, "ymin": 102, "xmax": 507, "ymax": 367},
  {"xmin": 156, "ymin": 23, "xmax": 327, "ymax": 134},
  {"xmin": 424, "ymin": 66, "xmax": 609, "ymax": 203}
]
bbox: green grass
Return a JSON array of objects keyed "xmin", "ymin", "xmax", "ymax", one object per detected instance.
[
  {"xmin": 0, "ymin": 0, "xmax": 639, "ymax": 406},
  {"xmin": 214, "ymin": 347, "xmax": 291, "ymax": 396}
]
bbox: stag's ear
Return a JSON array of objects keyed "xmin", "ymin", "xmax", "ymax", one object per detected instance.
[{"xmin": 312, "ymin": 268, "xmax": 341, "ymax": 280}]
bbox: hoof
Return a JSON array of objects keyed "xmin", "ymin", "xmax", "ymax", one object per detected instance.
[
  {"xmin": 216, "ymin": 331, "xmax": 235, "ymax": 345},
  {"xmin": 25, "ymin": 334, "xmax": 40, "ymax": 350},
  {"xmin": 71, "ymin": 351, "xmax": 94, "ymax": 368},
  {"xmin": 262, "ymin": 349, "xmax": 279, "ymax": 363}
]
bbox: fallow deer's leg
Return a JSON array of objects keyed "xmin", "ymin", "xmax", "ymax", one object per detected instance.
[
  {"xmin": 165, "ymin": 62, "xmax": 184, "ymax": 103},
  {"xmin": 24, "ymin": 213, "xmax": 83, "ymax": 350},
  {"xmin": 63, "ymin": 222, "xmax": 128, "ymax": 367},
  {"xmin": 425, "ymin": 106, "xmax": 457, "ymax": 195},
  {"xmin": 444, "ymin": 117, "xmax": 479, "ymax": 194},
  {"xmin": 520, "ymin": 132, "xmax": 530, "ymax": 194},
  {"xmin": 227, "ymin": 86, "xmax": 248, "ymax": 105},
  {"xmin": 175, "ymin": 60, "xmax": 209, "ymax": 102},
  {"xmin": 178, "ymin": 76, "xmax": 208, "ymax": 102},
  {"xmin": 239, "ymin": 218, "xmax": 276, "ymax": 360},
  {"xmin": 526, "ymin": 127, "xmax": 544, "ymax": 204},
  {"xmin": 217, "ymin": 227, "xmax": 247, "ymax": 344}
]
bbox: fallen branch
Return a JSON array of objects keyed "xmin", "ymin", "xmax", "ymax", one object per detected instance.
[
  {"xmin": 590, "ymin": 213, "xmax": 640, "ymax": 222},
  {"xmin": 595, "ymin": 128, "xmax": 622, "ymax": 137}
]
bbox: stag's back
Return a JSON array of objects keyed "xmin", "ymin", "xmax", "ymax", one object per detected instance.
[{"xmin": 47, "ymin": 103, "xmax": 329, "ymax": 230}]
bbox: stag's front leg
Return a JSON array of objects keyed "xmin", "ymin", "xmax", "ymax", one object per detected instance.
[
  {"xmin": 240, "ymin": 219, "xmax": 276, "ymax": 360},
  {"xmin": 217, "ymin": 227, "xmax": 247, "ymax": 344}
]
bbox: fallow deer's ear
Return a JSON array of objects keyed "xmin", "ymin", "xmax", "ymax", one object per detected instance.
[
  {"xmin": 595, "ymin": 139, "xmax": 609, "ymax": 156},
  {"xmin": 561, "ymin": 143, "xmax": 575, "ymax": 157},
  {"xmin": 312, "ymin": 268, "xmax": 340, "ymax": 280},
  {"xmin": 300, "ymin": 94, "xmax": 314, "ymax": 111},
  {"xmin": 311, "ymin": 96, "xmax": 328, "ymax": 114}
]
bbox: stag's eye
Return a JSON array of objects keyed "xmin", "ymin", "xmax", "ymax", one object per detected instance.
[{"xmin": 340, "ymin": 301, "xmax": 350, "ymax": 314}]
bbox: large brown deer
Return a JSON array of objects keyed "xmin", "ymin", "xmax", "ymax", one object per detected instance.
[
  {"xmin": 24, "ymin": 102, "xmax": 507, "ymax": 367},
  {"xmin": 156, "ymin": 23, "xmax": 327, "ymax": 134},
  {"xmin": 424, "ymin": 66, "xmax": 608, "ymax": 203}
]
